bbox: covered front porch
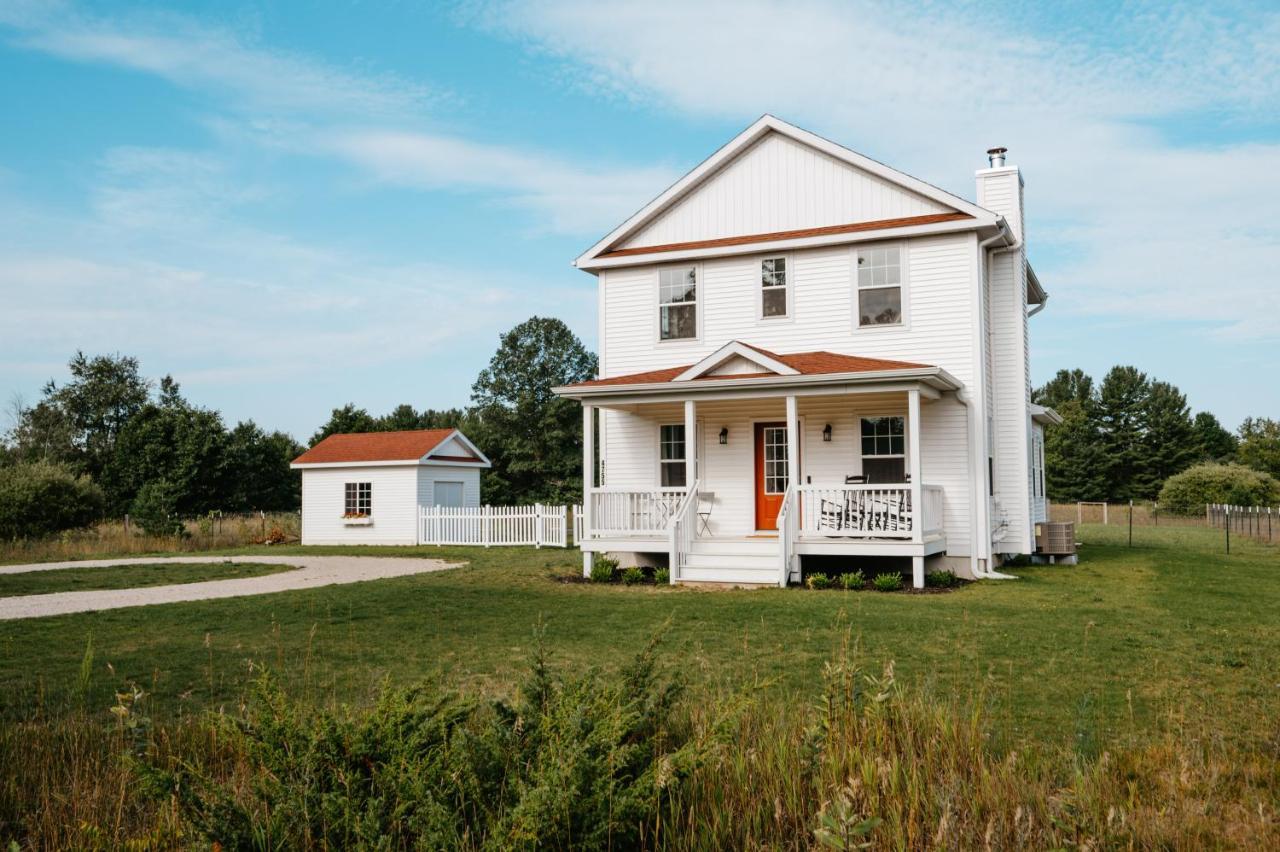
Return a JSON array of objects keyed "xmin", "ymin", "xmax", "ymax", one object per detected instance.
[{"xmin": 579, "ymin": 385, "xmax": 950, "ymax": 588}]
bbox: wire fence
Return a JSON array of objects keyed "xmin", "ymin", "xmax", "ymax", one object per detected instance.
[
  {"xmin": 1206, "ymin": 503, "xmax": 1277, "ymax": 549},
  {"xmin": 1047, "ymin": 500, "xmax": 1277, "ymax": 553}
]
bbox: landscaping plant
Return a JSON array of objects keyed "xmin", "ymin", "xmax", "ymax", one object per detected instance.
[
  {"xmin": 872, "ymin": 572, "xmax": 904, "ymax": 592},
  {"xmin": 590, "ymin": 555, "xmax": 618, "ymax": 583},
  {"xmin": 805, "ymin": 572, "xmax": 831, "ymax": 590},
  {"xmin": 838, "ymin": 570, "xmax": 864, "ymax": 590},
  {"xmin": 621, "ymin": 565, "xmax": 645, "ymax": 585}
]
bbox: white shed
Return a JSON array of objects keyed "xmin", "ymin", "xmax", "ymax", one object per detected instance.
[{"xmin": 291, "ymin": 428, "xmax": 491, "ymax": 545}]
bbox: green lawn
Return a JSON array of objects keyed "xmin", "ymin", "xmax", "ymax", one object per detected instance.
[
  {"xmin": 0, "ymin": 561, "xmax": 295, "ymax": 597},
  {"xmin": 0, "ymin": 524, "xmax": 1275, "ymax": 752}
]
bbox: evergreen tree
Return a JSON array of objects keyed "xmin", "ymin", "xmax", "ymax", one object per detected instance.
[
  {"xmin": 470, "ymin": 317, "xmax": 597, "ymax": 505},
  {"xmin": 224, "ymin": 421, "xmax": 304, "ymax": 511},
  {"xmin": 1133, "ymin": 380, "xmax": 1195, "ymax": 499},
  {"xmin": 1096, "ymin": 366, "xmax": 1149, "ymax": 500},
  {"xmin": 1032, "ymin": 368, "xmax": 1094, "ymax": 409},
  {"xmin": 1191, "ymin": 412, "xmax": 1237, "ymax": 462},
  {"xmin": 1043, "ymin": 399, "xmax": 1109, "ymax": 501}
]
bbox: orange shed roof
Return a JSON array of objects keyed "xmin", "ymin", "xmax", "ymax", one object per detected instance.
[{"xmin": 292, "ymin": 428, "xmax": 482, "ymax": 465}]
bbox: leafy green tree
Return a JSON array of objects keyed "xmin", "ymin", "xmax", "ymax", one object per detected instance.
[
  {"xmin": 129, "ymin": 478, "xmax": 186, "ymax": 537},
  {"xmin": 224, "ymin": 421, "xmax": 304, "ymax": 511},
  {"xmin": 1158, "ymin": 463, "xmax": 1280, "ymax": 515},
  {"xmin": 1133, "ymin": 381, "xmax": 1195, "ymax": 499},
  {"xmin": 0, "ymin": 461, "xmax": 105, "ymax": 539},
  {"xmin": 9, "ymin": 352, "xmax": 150, "ymax": 477},
  {"xmin": 308, "ymin": 404, "xmax": 378, "ymax": 446},
  {"xmin": 1237, "ymin": 417, "xmax": 1280, "ymax": 479},
  {"xmin": 470, "ymin": 317, "xmax": 597, "ymax": 504},
  {"xmin": 1043, "ymin": 400, "xmax": 1109, "ymax": 501},
  {"xmin": 1191, "ymin": 412, "xmax": 1237, "ymax": 462},
  {"xmin": 1097, "ymin": 366, "xmax": 1150, "ymax": 500},
  {"xmin": 103, "ymin": 388, "xmax": 230, "ymax": 516}
]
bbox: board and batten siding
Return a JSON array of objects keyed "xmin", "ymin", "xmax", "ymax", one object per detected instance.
[
  {"xmin": 618, "ymin": 131, "xmax": 950, "ymax": 250},
  {"xmin": 300, "ymin": 466, "xmax": 420, "ymax": 545}
]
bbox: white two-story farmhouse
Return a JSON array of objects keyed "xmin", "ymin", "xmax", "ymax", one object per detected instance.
[{"xmin": 555, "ymin": 116, "xmax": 1060, "ymax": 588}]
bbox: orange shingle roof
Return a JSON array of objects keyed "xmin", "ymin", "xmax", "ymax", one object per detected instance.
[
  {"xmin": 598, "ymin": 212, "xmax": 973, "ymax": 259},
  {"xmin": 565, "ymin": 349, "xmax": 931, "ymax": 389},
  {"xmin": 292, "ymin": 428, "xmax": 474, "ymax": 465}
]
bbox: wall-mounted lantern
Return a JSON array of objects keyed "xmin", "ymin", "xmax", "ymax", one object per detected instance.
[
  {"xmin": 822, "ymin": 423, "xmax": 833, "ymax": 442},
  {"xmin": 719, "ymin": 427, "xmax": 729, "ymax": 445}
]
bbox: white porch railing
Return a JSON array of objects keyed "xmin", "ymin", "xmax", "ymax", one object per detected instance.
[
  {"xmin": 776, "ymin": 485, "xmax": 798, "ymax": 587},
  {"xmin": 418, "ymin": 504, "xmax": 568, "ymax": 547},
  {"xmin": 796, "ymin": 484, "xmax": 944, "ymax": 539},
  {"xmin": 588, "ymin": 488, "xmax": 688, "ymax": 537},
  {"xmin": 667, "ymin": 481, "xmax": 700, "ymax": 585}
]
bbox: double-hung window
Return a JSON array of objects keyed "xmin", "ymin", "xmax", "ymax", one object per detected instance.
[
  {"xmin": 761, "ymin": 256, "xmax": 788, "ymax": 318},
  {"xmin": 659, "ymin": 266, "xmax": 697, "ymax": 340},
  {"xmin": 659, "ymin": 424, "xmax": 687, "ymax": 487},
  {"xmin": 860, "ymin": 417, "xmax": 906, "ymax": 483},
  {"xmin": 856, "ymin": 246, "xmax": 903, "ymax": 326},
  {"xmin": 344, "ymin": 482, "xmax": 372, "ymax": 516}
]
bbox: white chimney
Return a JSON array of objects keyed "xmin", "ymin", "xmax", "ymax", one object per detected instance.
[{"xmin": 986, "ymin": 147, "xmax": 1007, "ymax": 168}]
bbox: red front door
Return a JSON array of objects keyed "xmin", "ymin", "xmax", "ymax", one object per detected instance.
[{"xmin": 754, "ymin": 422, "xmax": 789, "ymax": 530}]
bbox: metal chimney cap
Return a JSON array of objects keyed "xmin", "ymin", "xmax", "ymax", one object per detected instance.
[{"xmin": 986, "ymin": 147, "xmax": 1008, "ymax": 167}]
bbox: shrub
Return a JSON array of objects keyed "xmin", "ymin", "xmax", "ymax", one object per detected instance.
[
  {"xmin": 654, "ymin": 566, "xmax": 670, "ymax": 585},
  {"xmin": 129, "ymin": 479, "xmax": 187, "ymax": 537},
  {"xmin": 838, "ymin": 570, "xmax": 865, "ymax": 590},
  {"xmin": 138, "ymin": 634, "xmax": 701, "ymax": 849},
  {"xmin": 621, "ymin": 565, "xmax": 646, "ymax": 586},
  {"xmin": 0, "ymin": 461, "xmax": 104, "ymax": 540},
  {"xmin": 1158, "ymin": 462, "xmax": 1280, "ymax": 516},
  {"xmin": 589, "ymin": 555, "xmax": 618, "ymax": 583},
  {"xmin": 872, "ymin": 573, "xmax": 904, "ymax": 592},
  {"xmin": 925, "ymin": 570, "xmax": 961, "ymax": 589},
  {"xmin": 806, "ymin": 573, "xmax": 831, "ymax": 590}
]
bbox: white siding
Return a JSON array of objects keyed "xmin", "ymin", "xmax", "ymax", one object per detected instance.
[
  {"xmin": 417, "ymin": 466, "xmax": 482, "ymax": 509},
  {"xmin": 619, "ymin": 131, "xmax": 951, "ymax": 250},
  {"xmin": 431, "ymin": 436, "xmax": 476, "ymax": 458},
  {"xmin": 300, "ymin": 466, "xmax": 420, "ymax": 545}
]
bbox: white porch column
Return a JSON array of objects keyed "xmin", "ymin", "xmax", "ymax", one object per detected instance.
[
  {"xmin": 785, "ymin": 395, "xmax": 799, "ymax": 492},
  {"xmin": 908, "ymin": 388, "xmax": 924, "ymax": 588},
  {"xmin": 582, "ymin": 404, "xmax": 595, "ymax": 577},
  {"xmin": 683, "ymin": 398, "xmax": 697, "ymax": 488}
]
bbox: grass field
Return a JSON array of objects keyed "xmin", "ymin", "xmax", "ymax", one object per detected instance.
[
  {"xmin": 0, "ymin": 561, "xmax": 295, "ymax": 597},
  {"xmin": 0, "ymin": 523, "xmax": 1275, "ymax": 750},
  {"xmin": 0, "ymin": 522, "xmax": 1276, "ymax": 848}
]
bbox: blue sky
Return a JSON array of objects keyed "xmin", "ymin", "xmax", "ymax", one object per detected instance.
[{"xmin": 1, "ymin": 0, "xmax": 1278, "ymax": 441}]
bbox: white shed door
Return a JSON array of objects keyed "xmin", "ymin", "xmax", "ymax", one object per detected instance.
[{"xmin": 433, "ymin": 481, "xmax": 465, "ymax": 507}]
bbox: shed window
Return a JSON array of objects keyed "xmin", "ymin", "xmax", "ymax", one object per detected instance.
[
  {"xmin": 659, "ymin": 266, "xmax": 697, "ymax": 340},
  {"xmin": 659, "ymin": 424, "xmax": 687, "ymax": 487},
  {"xmin": 856, "ymin": 246, "xmax": 902, "ymax": 326},
  {"xmin": 344, "ymin": 482, "xmax": 372, "ymax": 516},
  {"xmin": 761, "ymin": 256, "xmax": 788, "ymax": 318},
  {"xmin": 860, "ymin": 417, "xmax": 906, "ymax": 483}
]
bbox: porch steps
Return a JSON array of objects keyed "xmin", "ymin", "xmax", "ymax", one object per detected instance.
[{"xmin": 678, "ymin": 538, "xmax": 782, "ymax": 586}]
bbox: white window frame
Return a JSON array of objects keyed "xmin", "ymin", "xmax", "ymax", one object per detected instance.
[
  {"xmin": 859, "ymin": 416, "xmax": 907, "ymax": 481},
  {"xmin": 852, "ymin": 242, "xmax": 909, "ymax": 330},
  {"xmin": 658, "ymin": 423, "xmax": 687, "ymax": 488},
  {"xmin": 656, "ymin": 263, "xmax": 701, "ymax": 343},
  {"xmin": 757, "ymin": 254, "xmax": 791, "ymax": 321},
  {"xmin": 344, "ymin": 481, "xmax": 372, "ymax": 516}
]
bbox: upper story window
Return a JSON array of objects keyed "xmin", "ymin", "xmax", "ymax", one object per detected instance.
[
  {"xmin": 659, "ymin": 266, "xmax": 697, "ymax": 340},
  {"xmin": 344, "ymin": 482, "xmax": 372, "ymax": 516},
  {"xmin": 761, "ymin": 256, "xmax": 788, "ymax": 318},
  {"xmin": 659, "ymin": 424, "xmax": 686, "ymax": 487},
  {"xmin": 856, "ymin": 246, "xmax": 902, "ymax": 327}
]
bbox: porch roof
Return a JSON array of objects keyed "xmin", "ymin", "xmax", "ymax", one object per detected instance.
[{"xmin": 555, "ymin": 343, "xmax": 962, "ymax": 400}]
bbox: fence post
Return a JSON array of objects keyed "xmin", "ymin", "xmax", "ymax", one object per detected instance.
[
  {"xmin": 1103, "ymin": 503, "xmax": 1109, "ymax": 525},
  {"xmin": 1128, "ymin": 499, "xmax": 1133, "ymax": 547},
  {"xmin": 483, "ymin": 506, "xmax": 491, "ymax": 548},
  {"xmin": 1153, "ymin": 501, "xmax": 1158, "ymax": 526},
  {"xmin": 534, "ymin": 503, "xmax": 543, "ymax": 549},
  {"xmin": 1225, "ymin": 506, "xmax": 1230, "ymax": 554},
  {"xmin": 1077, "ymin": 502, "xmax": 1083, "ymax": 525}
]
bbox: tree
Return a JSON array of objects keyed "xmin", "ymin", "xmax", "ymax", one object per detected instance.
[
  {"xmin": 103, "ymin": 392, "xmax": 230, "ymax": 516},
  {"xmin": 1158, "ymin": 462, "xmax": 1280, "ymax": 516},
  {"xmin": 1132, "ymin": 380, "xmax": 1195, "ymax": 499},
  {"xmin": 224, "ymin": 421, "xmax": 304, "ymax": 511},
  {"xmin": 1237, "ymin": 417, "xmax": 1280, "ymax": 479},
  {"xmin": 1191, "ymin": 412, "xmax": 1237, "ymax": 462},
  {"xmin": 1096, "ymin": 366, "xmax": 1149, "ymax": 500},
  {"xmin": 1042, "ymin": 400, "xmax": 1109, "ymax": 501},
  {"xmin": 0, "ymin": 461, "xmax": 105, "ymax": 539},
  {"xmin": 1032, "ymin": 368, "xmax": 1094, "ymax": 409},
  {"xmin": 309, "ymin": 404, "xmax": 378, "ymax": 446},
  {"xmin": 470, "ymin": 317, "xmax": 598, "ymax": 504}
]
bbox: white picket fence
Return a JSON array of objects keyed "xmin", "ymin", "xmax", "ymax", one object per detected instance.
[{"xmin": 418, "ymin": 504, "xmax": 569, "ymax": 548}]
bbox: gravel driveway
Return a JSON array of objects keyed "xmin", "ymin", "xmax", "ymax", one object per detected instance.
[{"xmin": 0, "ymin": 555, "xmax": 457, "ymax": 621}]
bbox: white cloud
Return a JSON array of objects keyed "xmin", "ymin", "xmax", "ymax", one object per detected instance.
[{"xmin": 478, "ymin": 0, "xmax": 1280, "ymax": 337}]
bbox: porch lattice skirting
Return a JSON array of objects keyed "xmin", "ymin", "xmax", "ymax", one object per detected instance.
[{"xmin": 418, "ymin": 505, "xmax": 568, "ymax": 547}]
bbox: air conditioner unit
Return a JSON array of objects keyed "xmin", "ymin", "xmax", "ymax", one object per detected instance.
[{"xmin": 1034, "ymin": 522, "xmax": 1076, "ymax": 556}]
